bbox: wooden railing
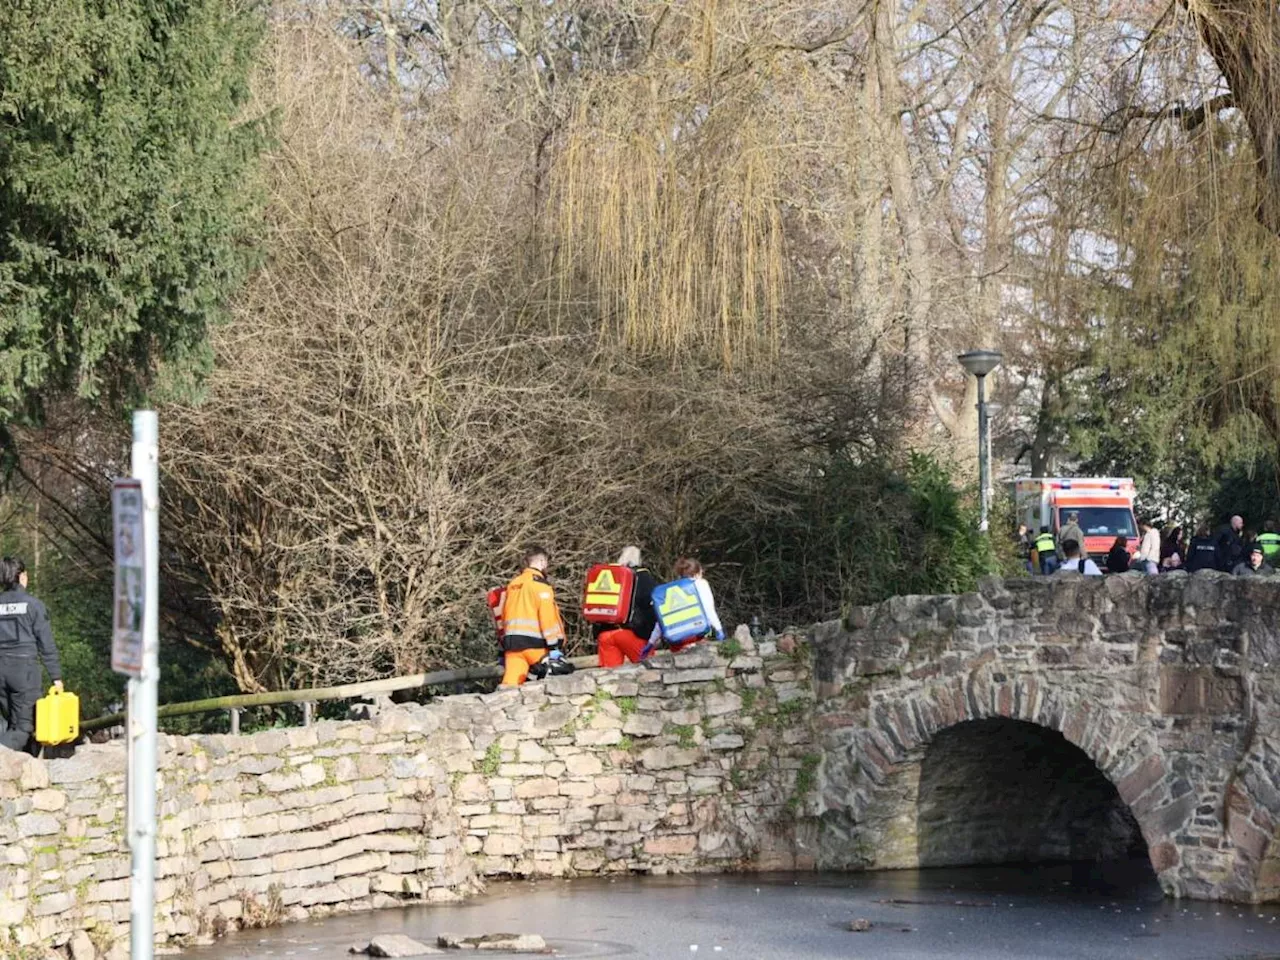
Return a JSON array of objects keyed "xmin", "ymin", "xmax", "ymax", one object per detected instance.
[{"xmin": 80, "ymin": 655, "xmax": 600, "ymax": 734}]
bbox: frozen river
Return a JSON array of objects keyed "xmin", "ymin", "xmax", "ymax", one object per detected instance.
[{"xmin": 186, "ymin": 864, "xmax": 1280, "ymax": 960}]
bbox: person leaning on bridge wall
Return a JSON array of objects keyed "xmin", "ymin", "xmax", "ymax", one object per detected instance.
[
  {"xmin": 1106, "ymin": 535, "xmax": 1131, "ymax": 575},
  {"xmin": 1159, "ymin": 525, "xmax": 1185, "ymax": 570},
  {"xmin": 1135, "ymin": 518, "xmax": 1161, "ymax": 575},
  {"xmin": 595, "ymin": 545, "xmax": 660, "ymax": 669},
  {"xmin": 0, "ymin": 557, "xmax": 63, "ymax": 754},
  {"xmin": 1216, "ymin": 514, "xmax": 1246, "ymax": 573},
  {"xmin": 1257, "ymin": 520, "xmax": 1280, "ymax": 564},
  {"xmin": 668, "ymin": 557, "xmax": 725, "ymax": 649},
  {"xmin": 1054, "ymin": 539, "xmax": 1102, "ymax": 576},
  {"xmin": 1033, "ymin": 527, "xmax": 1058, "ymax": 575},
  {"xmin": 1232, "ymin": 542, "xmax": 1276, "ymax": 577},
  {"xmin": 498, "ymin": 545, "xmax": 570, "ymax": 687},
  {"xmin": 1185, "ymin": 524, "xmax": 1219, "ymax": 572},
  {"xmin": 1057, "ymin": 512, "xmax": 1085, "ymax": 561}
]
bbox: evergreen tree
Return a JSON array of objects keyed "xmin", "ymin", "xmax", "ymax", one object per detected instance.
[{"xmin": 0, "ymin": 0, "xmax": 265, "ymax": 421}]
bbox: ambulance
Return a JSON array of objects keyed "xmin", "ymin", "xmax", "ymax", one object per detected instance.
[{"xmin": 1012, "ymin": 477, "xmax": 1139, "ymax": 560}]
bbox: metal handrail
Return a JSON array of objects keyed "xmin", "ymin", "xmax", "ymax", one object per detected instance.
[{"xmin": 80, "ymin": 655, "xmax": 601, "ymax": 733}]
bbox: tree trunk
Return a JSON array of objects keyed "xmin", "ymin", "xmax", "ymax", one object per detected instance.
[{"xmin": 1184, "ymin": 0, "xmax": 1280, "ymax": 233}]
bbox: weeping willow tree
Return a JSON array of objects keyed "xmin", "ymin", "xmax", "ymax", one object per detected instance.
[
  {"xmin": 1181, "ymin": 0, "xmax": 1280, "ymax": 235},
  {"xmin": 549, "ymin": 1, "xmax": 843, "ymax": 368},
  {"xmin": 1088, "ymin": 116, "xmax": 1280, "ymax": 488}
]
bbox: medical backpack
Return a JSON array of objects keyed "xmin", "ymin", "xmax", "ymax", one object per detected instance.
[
  {"xmin": 652, "ymin": 577, "xmax": 710, "ymax": 644},
  {"xmin": 581, "ymin": 563, "xmax": 636, "ymax": 626}
]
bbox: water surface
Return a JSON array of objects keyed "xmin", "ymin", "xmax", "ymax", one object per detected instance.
[{"xmin": 187, "ymin": 865, "xmax": 1280, "ymax": 960}]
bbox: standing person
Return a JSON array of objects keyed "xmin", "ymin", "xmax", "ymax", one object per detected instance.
[
  {"xmin": 1033, "ymin": 527, "xmax": 1058, "ymax": 575},
  {"xmin": 1184, "ymin": 524, "xmax": 1219, "ymax": 572},
  {"xmin": 1135, "ymin": 519, "xmax": 1161, "ymax": 575},
  {"xmin": 1058, "ymin": 512, "xmax": 1085, "ymax": 560},
  {"xmin": 1106, "ymin": 536, "xmax": 1132, "ymax": 575},
  {"xmin": 1055, "ymin": 540, "xmax": 1102, "ymax": 576},
  {"xmin": 1233, "ymin": 543, "xmax": 1276, "ymax": 577},
  {"xmin": 1216, "ymin": 515, "xmax": 1246, "ymax": 573},
  {"xmin": 1160, "ymin": 525, "xmax": 1186, "ymax": 571},
  {"xmin": 1257, "ymin": 520, "xmax": 1280, "ymax": 565},
  {"xmin": 669, "ymin": 557, "xmax": 725, "ymax": 647},
  {"xmin": 1014, "ymin": 524, "xmax": 1033, "ymax": 573},
  {"xmin": 0, "ymin": 558, "xmax": 63, "ymax": 753},
  {"xmin": 595, "ymin": 546, "xmax": 660, "ymax": 668},
  {"xmin": 498, "ymin": 546, "xmax": 567, "ymax": 687}
]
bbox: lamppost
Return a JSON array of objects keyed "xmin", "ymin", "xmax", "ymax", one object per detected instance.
[{"xmin": 957, "ymin": 349, "xmax": 1002, "ymax": 533}]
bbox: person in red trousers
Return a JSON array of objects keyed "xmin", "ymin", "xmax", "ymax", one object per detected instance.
[{"xmin": 596, "ymin": 546, "xmax": 660, "ymax": 668}]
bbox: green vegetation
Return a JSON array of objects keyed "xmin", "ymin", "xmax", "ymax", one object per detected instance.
[
  {"xmin": 786, "ymin": 755, "xmax": 821, "ymax": 814},
  {"xmin": 668, "ymin": 724, "xmax": 697, "ymax": 749},
  {"xmin": 480, "ymin": 742, "xmax": 502, "ymax": 776},
  {"xmin": 2, "ymin": 0, "xmax": 1270, "ymax": 703},
  {"xmin": 617, "ymin": 696, "xmax": 637, "ymax": 717},
  {"xmin": 0, "ymin": 0, "xmax": 266, "ymax": 420}
]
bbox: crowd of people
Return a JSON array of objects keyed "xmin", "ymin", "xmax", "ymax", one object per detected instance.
[{"xmin": 1018, "ymin": 514, "xmax": 1280, "ymax": 578}]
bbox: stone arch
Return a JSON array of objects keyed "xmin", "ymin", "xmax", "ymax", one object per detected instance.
[{"xmin": 821, "ymin": 669, "xmax": 1193, "ymax": 894}]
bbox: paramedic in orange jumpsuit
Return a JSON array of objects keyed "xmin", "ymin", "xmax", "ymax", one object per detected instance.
[
  {"xmin": 595, "ymin": 545, "xmax": 660, "ymax": 668},
  {"xmin": 499, "ymin": 546, "xmax": 567, "ymax": 686}
]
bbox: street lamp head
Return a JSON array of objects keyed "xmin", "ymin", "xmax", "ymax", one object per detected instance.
[{"xmin": 958, "ymin": 348, "xmax": 1002, "ymax": 379}]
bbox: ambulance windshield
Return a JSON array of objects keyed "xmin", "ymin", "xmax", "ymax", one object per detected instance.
[{"xmin": 1059, "ymin": 507, "xmax": 1136, "ymax": 538}]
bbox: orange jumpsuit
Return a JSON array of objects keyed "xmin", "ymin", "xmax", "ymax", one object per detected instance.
[{"xmin": 498, "ymin": 567, "xmax": 566, "ymax": 686}]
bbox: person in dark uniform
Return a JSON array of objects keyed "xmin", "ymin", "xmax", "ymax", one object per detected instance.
[{"xmin": 0, "ymin": 557, "xmax": 62, "ymax": 753}]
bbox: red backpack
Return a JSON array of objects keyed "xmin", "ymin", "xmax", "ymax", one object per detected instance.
[
  {"xmin": 581, "ymin": 564, "xmax": 636, "ymax": 625},
  {"xmin": 486, "ymin": 586, "xmax": 506, "ymax": 642}
]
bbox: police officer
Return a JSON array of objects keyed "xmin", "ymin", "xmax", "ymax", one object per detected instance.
[
  {"xmin": 1034, "ymin": 527, "xmax": 1059, "ymax": 575},
  {"xmin": 1257, "ymin": 521, "xmax": 1280, "ymax": 564},
  {"xmin": 0, "ymin": 557, "xmax": 62, "ymax": 753}
]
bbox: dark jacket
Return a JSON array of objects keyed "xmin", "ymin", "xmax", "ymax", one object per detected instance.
[
  {"xmin": 0, "ymin": 588, "xmax": 61, "ymax": 679},
  {"xmin": 1185, "ymin": 537, "xmax": 1219, "ymax": 573},
  {"xmin": 1216, "ymin": 526, "xmax": 1245, "ymax": 573},
  {"xmin": 624, "ymin": 566, "xmax": 659, "ymax": 641},
  {"xmin": 1232, "ymin": 560, "xmax": 1276, "ymax": 577},
  {"xmin": 1106, "ymin": 546, "xmax": 1131, "ymax": 575}
]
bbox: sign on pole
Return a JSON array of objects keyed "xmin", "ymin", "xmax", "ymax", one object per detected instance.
[{"xmin": 111, "ymin": 478, "xmax": 145, "ymax": 678}]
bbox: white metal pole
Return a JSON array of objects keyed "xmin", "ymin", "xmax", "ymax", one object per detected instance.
[
  {"xmin": 129, "ymin": 411, "xmax": 159, "ymax": 960},
  {"xmin": 976, "ymin": 375, "xmax": 990, "ymax": 533}
]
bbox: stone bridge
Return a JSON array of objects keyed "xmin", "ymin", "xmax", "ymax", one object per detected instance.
[
  {"xmin": 810, "ymin": 573, "xmax": 1280, "ymax": 903},
  {"xmin": 4, "ymin": 575, "xmax": 1280, "ymax": 957}
]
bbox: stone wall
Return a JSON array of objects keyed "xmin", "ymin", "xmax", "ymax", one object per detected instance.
[
  {"xmin": 0, "ymin": 633, "xmax": 816, "ymax": 958},
  {"xmin": 810, "ymin": 573, "xmax": 1280, "ymax": 903},
  {"xmin": 12, "ymin": 572, "xmax": 1280, "ymax": 958}
]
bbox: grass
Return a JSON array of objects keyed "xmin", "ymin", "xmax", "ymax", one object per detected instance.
[
  {"xmin": 668, "ymin": 724, "xmax": 697, "ymax": 748},
  {"xmin": 720, "ymin": 638, "xmax": 743, "ymax": 660},
  {"xmin": 481, "ymin": 742, "xmax": 502, "ymax": 776},
  {"xmin": 617, "ymin": 696, "xmax": 637, "ymax": 717},
  {"xmin": 787, "ymin": 754, "xmax": 821, "ymax": 814}
]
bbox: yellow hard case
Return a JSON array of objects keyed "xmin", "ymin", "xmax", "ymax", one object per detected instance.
[{"xmin": 35, "ymin": 687, "xmax": 79, "ymax": 746}]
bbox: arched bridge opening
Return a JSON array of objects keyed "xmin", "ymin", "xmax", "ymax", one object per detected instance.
[{"xmin": 917, "ymin": 719, "xmax": 1151, "ymax": 877}]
